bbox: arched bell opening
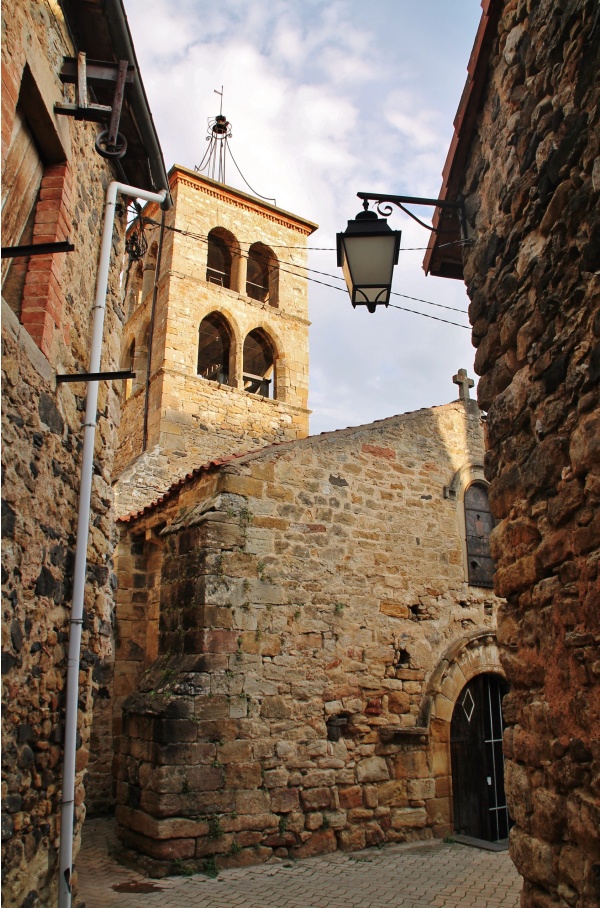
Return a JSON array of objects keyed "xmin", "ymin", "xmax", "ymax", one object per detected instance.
[
  {"xmin": 246, "ymin": 242, "xmax": 278, "ymax": 306},
  {"xmin": 197, "ymin": 312, "xmax": 232, "ymax": 385},
  {"xmin": 243, "ymin": 328, "xmax": 276, "ymax": 398},
  {"xmin": 206, "ymin": 228, "xmax": 240, "ymax": 290}
]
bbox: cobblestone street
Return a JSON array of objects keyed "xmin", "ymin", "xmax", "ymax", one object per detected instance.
[{"xmin": 77, "ymin": 818, "xmax": 522, "ymax": 908}]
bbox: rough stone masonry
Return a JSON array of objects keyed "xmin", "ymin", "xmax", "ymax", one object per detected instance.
[
  {"xmin": 112, "ymin": 400, "xmax": 504, "ymax": 875},
  {"xmin": 457, "ymin": 1, "xmax": 600, "ymax": 905}
]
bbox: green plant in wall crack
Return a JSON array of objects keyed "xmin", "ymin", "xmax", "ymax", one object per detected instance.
[
  {"xmin": 278, "ymin": 816, "xmax": 288, "ymax": 835},
  {"xmin": 208, "ymin": 816, "xmax": 224, "ymax": 839},
  {"xmin": 202, "ymin": 857, "xmax": 219, "ymax": 878},
  {"xmin": 334, "ymin": 602, "xmax": 344, "ymax": 614},
  {"xmin": 239, "ymin": 507, "xmax": 253, "ymax": 527},
  {"xmin": 256, "ymin": 561, "xmax": 273, "ymax": 583},
  {"xmin": 172, "ymin": 858, "xmax": 197, "ymax": 877}
]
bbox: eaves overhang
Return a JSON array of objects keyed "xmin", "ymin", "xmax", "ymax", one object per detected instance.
[
  {"xmin": 60, "ymin": 0, "xmax": 171, "ymax": 204},
  {"xmin": 423, "ymin": 0, "xmax": 502, "ymax": 280}
]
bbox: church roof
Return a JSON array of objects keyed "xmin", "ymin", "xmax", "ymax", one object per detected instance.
[{"xmin": 118, "ymin": 399, "xmax": 475, "ymax": 525}]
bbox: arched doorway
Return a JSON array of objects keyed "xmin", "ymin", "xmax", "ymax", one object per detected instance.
[{"xmin": 450, "ymin": 673, "xmax": 511, "ymax": 842}]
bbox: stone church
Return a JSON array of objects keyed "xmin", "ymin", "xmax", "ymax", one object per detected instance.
[{"xmin": 95, "ymin": 163, "xmax": 508, "ymax": 874}]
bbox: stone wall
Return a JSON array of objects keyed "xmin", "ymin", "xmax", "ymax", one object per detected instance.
[
  {"xmin": 1, "ymin": 3, "xmax": 143, "ymax": 903},
  {"xmin": 114, "ymin": 169, "xmax": 315, "ymax": 518},
  {"xmin": 460, "ymin": 1, "xmax": 600, "ymax": 905},
  {"xmin": 113, "ymin": 402, "xmax": 504, "ymax": 874}
]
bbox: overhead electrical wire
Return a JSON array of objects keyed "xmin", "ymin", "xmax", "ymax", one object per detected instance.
[{"xmin": 140, "ymin": 217, "xmax": 471, "ymax": 329}]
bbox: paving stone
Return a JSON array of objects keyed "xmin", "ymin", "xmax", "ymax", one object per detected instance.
[{"xmin": 77, "ymin": 818, "xmax": 522, "ymax": 908}]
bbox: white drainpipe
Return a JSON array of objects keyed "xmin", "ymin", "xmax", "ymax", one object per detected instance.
[{"xmin": 58, "ymin": 181, "xmax": 169, "ymax": 908}]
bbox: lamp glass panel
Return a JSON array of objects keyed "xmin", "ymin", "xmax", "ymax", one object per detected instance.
[{"xmin": 342, "ymin": 234, "xmax": 397, "ymax": 287}]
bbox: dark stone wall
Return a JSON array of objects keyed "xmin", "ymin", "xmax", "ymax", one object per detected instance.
[{"xmin": 461, "ymin": 1, "xmax": 599, "ymax": 905}]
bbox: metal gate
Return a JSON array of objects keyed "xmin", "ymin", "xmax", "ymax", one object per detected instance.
[{"xmin": 450, "ymin": 673, "xmax": 511, "ymax": 842}]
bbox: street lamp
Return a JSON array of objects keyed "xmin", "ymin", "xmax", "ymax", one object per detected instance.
[
  {"xmin": 336, "ymin": 202, "xmax": 401, "ymax": 313},
  {"xmin": 337, "ymin": 192, "xmax": 466, "ymax": 312}
]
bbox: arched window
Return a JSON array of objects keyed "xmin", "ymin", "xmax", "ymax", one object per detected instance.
[
  {"xmin": 243, "ymin": 329, "xmax": 275, "ymax": 398},
  {"xmin": 206, "ymin": 230, "xmax": 233, "ymax": 288},
  {"xmin": 197, "ymin": 312, "xmax": 231, "ymax": 384},
  {"xmin": 464, "ymin": 482, "xmax": 495, "ymax": 588},
  {"xmin": 246, "ymin": 243, "xmax": 278, "ymax": 306}
]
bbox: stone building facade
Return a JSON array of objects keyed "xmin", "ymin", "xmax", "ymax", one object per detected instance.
[
  {"xmin": 113, "ymin": 167, "xmax": 317, "ymax": 518},
  {"xmin": 425, "ymin": 1, "xmax": 599, "ymax": 905},
  {"xmin": 1, "ymin": 2, "xmax": 169, "ymax": 904},
  {"xmin": 112, "ymin": 397, "xmax": 506, "ymax": 874}
]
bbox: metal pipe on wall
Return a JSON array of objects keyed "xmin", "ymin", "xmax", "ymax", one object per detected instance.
[{"xmin": 58, "ymin": 180, "xmax": 169, "ymax": 908}]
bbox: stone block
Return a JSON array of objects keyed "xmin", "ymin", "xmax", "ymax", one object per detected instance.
[
  {"xmin": 338, "ymin": 786, "xmax": 362, "ymax": 809},
  {"xmin": 390, "ymin": 807, "xmax": 427, "ymax": 829},
  {"xmin": 426, "ymin": 797, "xmax": 451, "ymax": 826},
  {"xmin": 305, "ymin": 811, "xmax": 323, "ymax": 830},
  {"xmin": 116, "ymin": 806, "xmax": 209, "ymax": 840},
  {"xmin": 270, "ymin": 787, "xmax": 299, "ymax": 813},
  {"xmin": 379, "ymin": 601, "xmax": 409, "ymax": 619},
  {"xmin": 338, "ymin": 826, "xmax": 366, "ymax": 851},
  {"xmin": 260, "ymin": 696, "xmax": 291, "ymax": 719},
  {"xmin": 121, "ymin": 828, "xmax": 196, "ymax": 861},
  {"xmin": 300, "ymin": 787, "xmax": 332, "ymax": 810},
  {"xmin": 187, "ymin": 764, "xmax": 225, "ymax": 792},
  {"xmin": 356, "ymin": 756, "xmax": 390, "ymax": 783},
  {"xmin": 195, "ymin": 834, "xmax": 234, "ymax": 857},
  {"xmin": 263, "ymin": 766, "xmax": 289, "ymax": 788},
  {"xmin": 363, "ymin": 786, "xmax": 378, "ymax": 808},
  {"xmin": 510, "ymin": 828, "xmax": 557, "ymax": 889},
  {"xmin": 224, "ymin": 761, "xmax": 262, "ymax": 789},
  {"xmin": 377, "ymin": 781, "xmax": 407, "ymax": 807},
  {"xmin": 217, "ymin": 740, "xmax": 253, "ymax": 764},
  {"xmin": 235, "ymin": 789, "xmax": 270, "ymax": 815},
  {"xmin": 323, "ymin": 809, "xmax": 347, "ymax": 828},
  {"xmin": 292, "ymin": 827, "xmax": 337, "ymax": 858},
  {"xmin": 221, "ymin": 475, "xmax": 265, "ymax": 498}
]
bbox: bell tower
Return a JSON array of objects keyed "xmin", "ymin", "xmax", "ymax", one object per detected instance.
[{"xmin": 113, "ymin": 114, "xmax": 317, "ymax": 517}]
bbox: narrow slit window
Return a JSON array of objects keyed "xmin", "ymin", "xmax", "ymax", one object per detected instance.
[
  {"xmin": 464, "ymin": 482, "xmax": 495, "ymax": 588},
  {"xmin": 123, "ymin": 339, "xmax": 135, "ymax": 399},
  {"xmin": 197, "ymin": 313, "xmax": 231, "ymax": 385}
]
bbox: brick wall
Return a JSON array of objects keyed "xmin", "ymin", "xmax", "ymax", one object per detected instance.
[{"xmin": 20, "ymin": 163, "xmax": 73, "ymax": 356}]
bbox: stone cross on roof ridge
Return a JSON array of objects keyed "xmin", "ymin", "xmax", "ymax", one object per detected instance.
[{"xmin": 453, "ymin": 368, "xmax": 474, "ymax": 401}]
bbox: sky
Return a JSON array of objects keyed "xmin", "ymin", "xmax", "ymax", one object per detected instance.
[{"xmin": 125, "ymin": 0, "xmax": 483, "ymax": 435}]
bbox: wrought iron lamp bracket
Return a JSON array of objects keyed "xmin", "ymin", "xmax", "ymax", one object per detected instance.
[{"xmin": 356, "ymin": 192, "xmax": 467, "ymax": 239}]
